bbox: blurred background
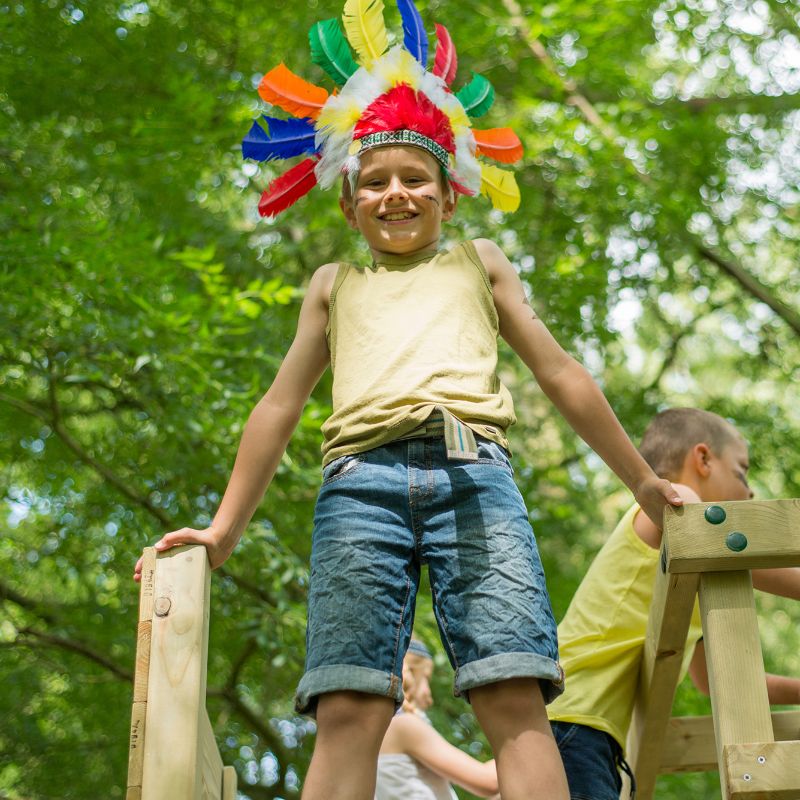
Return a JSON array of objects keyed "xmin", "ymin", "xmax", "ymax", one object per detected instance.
[{"xmin": 1, "ymin": 0, "xmax": 799, "ymax": 797}]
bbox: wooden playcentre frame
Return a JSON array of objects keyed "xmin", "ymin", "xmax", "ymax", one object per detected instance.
[
  {"xmin": 626, "ymin": 498, "xmax": 800, "ymax": 799},
  {"xmin": 127, "ymin": 546, "xmax": 237, "ymax": 800},
  {"xmin": 124, "ymin": 500, "xmax": 800, "ymax": 798}
]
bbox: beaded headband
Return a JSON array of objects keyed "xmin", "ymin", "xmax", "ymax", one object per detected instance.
[{"xmin": 242, "ymin": 0, "xmax": 524, "ymax": 217}]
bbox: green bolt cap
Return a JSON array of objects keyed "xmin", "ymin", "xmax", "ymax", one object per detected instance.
[
  {"xmin": 705, "ymin": 505, "xmax": 727, "ymax": 524},
  {"xmin": 726, "ymin": 532, "xmax": 748, "ymax": 552}
]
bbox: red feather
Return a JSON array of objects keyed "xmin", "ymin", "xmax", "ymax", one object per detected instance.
[
  {"xmin": 258, "ymin": 158, "xmax": 318, "ymax": 217},
  {"xmin": 354, "ymin": 84, "xmax": 456, "ymax": 153},
  {"xmin": 432, "ymin": 24, "xmax": 457, "ymax": 86},
  {"xmin": 473, "ymin": 128, "xmax": 524, "ymax": 164}
]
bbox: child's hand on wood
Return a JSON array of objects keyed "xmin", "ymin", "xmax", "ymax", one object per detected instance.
[
  {"xmin": 133, "ymin": 525, "xmax": 236, "ymax": 581},
  {"xmin": 634, "ymin": 475, "xmax": 683, "ymax": 531}
]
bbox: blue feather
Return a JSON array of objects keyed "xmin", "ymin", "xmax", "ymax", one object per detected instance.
[
  {"xmin": 397, "ymin": 0, "xmax": 428, "ymax": 66},
  {"xmin": 241, "ymin": 116, "xmax": 318, "ymax": 162}
]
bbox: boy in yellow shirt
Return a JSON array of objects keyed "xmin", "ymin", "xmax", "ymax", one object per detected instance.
[{"xmin": 548, "ymin": 408, "xmax": 800, "ymax": 799}]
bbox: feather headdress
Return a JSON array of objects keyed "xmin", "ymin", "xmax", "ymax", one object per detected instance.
[{"xmin": 243, "ymin": 0, "xmax": 524, "ymax": 216}]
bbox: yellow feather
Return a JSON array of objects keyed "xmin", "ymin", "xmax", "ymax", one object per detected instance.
[
  {"xmin": 318, "ymin": 97, "xmax": 364, "ymax": 135},
  {"xmin": 480, "ymin": 164, "xmax": 521, "ymax": 213},
  {"xmin": 375, "ymin": 47, "xmax": 420, "ymax": 89},
  {"xmin": 342, "ymin": 0, "xmax": 388, "ymax": 68}
]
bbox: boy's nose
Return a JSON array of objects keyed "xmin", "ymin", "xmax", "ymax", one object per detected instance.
[{"xmin": 384, "ymin": 178, "xmax": 408, "ymax": 201}]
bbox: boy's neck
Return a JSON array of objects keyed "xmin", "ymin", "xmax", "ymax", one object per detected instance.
[{"xmin": 369, "ymin": 242, "xmax": 441, "ymax": 265}]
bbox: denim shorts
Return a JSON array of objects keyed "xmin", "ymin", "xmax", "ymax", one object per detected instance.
[
  {"xmin": 551, "ymin": 721, "xmax": 629, "ymax": 800},
  {"xmin": 295, "ymin": 435, "xmax": 563, "ymax": 714}
]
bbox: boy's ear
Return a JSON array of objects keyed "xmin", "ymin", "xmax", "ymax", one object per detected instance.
[
  {"xmin": 339, "ymin": 195, "xmax": 359, "ymax": 230},
  {"xmin": 441, "ymin": 188, "xmax": 457, "ymax": 222},
  {"xmin": 691, "ymin": 443, "xmax": 713, "ymax": 477}
]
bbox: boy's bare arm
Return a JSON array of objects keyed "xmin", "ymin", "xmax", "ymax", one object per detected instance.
[
  {"xmin": 752, "ymin": 567, "xmax": 800, "ymax": 600},
  {"xmin": 688, "ymin": 640, "xmax": 800, "ymax": 704},
  {"xmin": 133, "ymin": 263, "xmax": 336, "ymax": 580},
  {"xmin": 474, "ymin": 238, "xmax": 682, "ymax": 528}
]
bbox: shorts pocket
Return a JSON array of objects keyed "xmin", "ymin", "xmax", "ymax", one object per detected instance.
[
  {"xmin": 321, "ymin": 454, "xmax": 363, "ymax": 486},
  {"xmin": 475, "ymin": 438, "xmax": 514, "ymax": 474}
]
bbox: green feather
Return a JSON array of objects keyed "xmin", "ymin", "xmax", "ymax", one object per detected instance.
[
  {"xmin": 455, "ymin": 73, "xmax": 495, "ymax": 118},
  {"xmin": 309, "ymin": 18, "xmax": 358, "ymax": 86}
]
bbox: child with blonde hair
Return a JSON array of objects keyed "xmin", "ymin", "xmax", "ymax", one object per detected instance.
[{"xmin": 376, "ymin": 640, "xmax": 498, "ymax": 800}]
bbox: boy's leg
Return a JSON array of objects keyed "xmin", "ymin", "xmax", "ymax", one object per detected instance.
[
  {"xmin": 302, "ymin": 691, "xmax": 394, "ymax": 800},
  {"xmin": 471, "ymin": 678, "xmax": 569, "ymax": 800},
  {"xmin": 550, "ymin": 721, "xmax": 625, "ymax": 800}
]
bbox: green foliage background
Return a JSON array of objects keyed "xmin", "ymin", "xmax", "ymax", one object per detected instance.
[{"xmin": 1, "ymin": 0, "xmax": 799, "ymax": 797}]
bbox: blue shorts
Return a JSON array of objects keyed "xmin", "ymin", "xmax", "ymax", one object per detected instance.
[
  {"xmin": 295, "ymin": 435, "xmax": 563, "ymax": 714},
  {"xmin": 551, "ymin": 722, "xmax": 628, "ymax": 800}
]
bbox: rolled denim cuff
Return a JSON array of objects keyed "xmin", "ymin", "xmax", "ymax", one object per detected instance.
[
  {"xmin": 295, "ymin": 664, "xmax": 403, "ymax": 715},
  {"xmin": 454, "ymin": 652, "xmax": 565, "ymax": 704}
]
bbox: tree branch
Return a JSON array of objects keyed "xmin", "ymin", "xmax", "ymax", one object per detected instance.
[
  {"xmin": 501, "ymin": 0, "xmax": 800, "ymax": 336},
  {"xmin": 14, "ymin": 626, "xmax": 133, "ymax": 682}
]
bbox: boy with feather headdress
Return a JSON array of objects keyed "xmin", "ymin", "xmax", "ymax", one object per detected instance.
[{"xmin": 135, "ymin": 1, "xmax": 684, "ymax": 797}]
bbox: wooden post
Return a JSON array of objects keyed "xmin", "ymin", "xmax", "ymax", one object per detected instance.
[
  {"xmin": 625, "ymin": 549, "xmax": 699, "ymax": 800},
  {"xmin": 141, "ymin": 545, "xmax": 212, "ymax": 800},
  {"xmin": 699, "ymin": 571, "xmax": 773, "ymax": 799},
  {"xmin": 660, "ymin": 711, "xmax": 800, "ymax": 774},
  {"xmin": 127, "ymin": 547, "xmax": 156, "ymax": 800}
]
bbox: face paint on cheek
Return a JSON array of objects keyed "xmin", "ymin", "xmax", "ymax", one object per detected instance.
[{"xmin": 422, "ymin": 194, "xmax": 440, "ymax": 206}]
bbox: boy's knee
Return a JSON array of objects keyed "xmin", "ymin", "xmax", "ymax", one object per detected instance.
[
  {"xmin": 471, "ymin": 678, "xmax": 548, "ymax": 722},
  {"xmin": 315, "ymin": 690, "xmax": 394, "ymax": 735}
]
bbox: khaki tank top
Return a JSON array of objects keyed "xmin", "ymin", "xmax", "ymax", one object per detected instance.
[{"xmin": 321, "ymin": 240, "xmax": 516, "ymax": 465}]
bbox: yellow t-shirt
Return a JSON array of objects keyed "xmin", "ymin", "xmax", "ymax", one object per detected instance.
[
  {"xmin": 548, "ymin": 504, "xmax": 703, "ymax": 750},
  {"xmin": 321, "ymin": 241, "xmax": 516, "ymax": 465}
]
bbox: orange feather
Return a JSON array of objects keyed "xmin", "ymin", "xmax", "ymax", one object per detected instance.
[
  {"xmin": 258, "ymin": 63, "xmax": 329, "ymax": 120},
  {"xmin": 473, "ymin": 128, "xmax": 523, "ymax": 164}
]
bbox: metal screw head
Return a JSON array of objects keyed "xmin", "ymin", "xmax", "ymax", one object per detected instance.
[
  {"xmin": 757, "ymin": 756, "xmax": 766, "ymax": 764},
  {"xmin": 726, "ymin": 531, "xmax": 748, "ymax": 552},
  {"xmin": 705, "ymin": 505, "xmax": 727, "ymax": 524},
  {"xmin": 743, "ymin": 774, "xmax": 752, "ymax": 782}
]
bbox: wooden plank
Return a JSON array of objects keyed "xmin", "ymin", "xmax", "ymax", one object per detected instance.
[
  {"xmin": 660, "ymin": 711, "xmax": 800, "ymax": 774},
  {"xmin": 127, "ymin": 701, "xmax": 147, "ymax": 790},
  {"xmin": 128, "ymin": 548, "xmax": 157, "ymax": 792},
  {"xmin": 625, "ymin": 554, "xmax": 700, "ymax": 800},
  {"xmin": 199, "ymin": 709, "xmax": 224, "ymax": 800},
  {"xmin": 141, "ymin": 545, "xmax": 211, "ymax": 800},
  {"xmin": 664, "ymin": 499, "xmax": 800, "ymax": 574},
  {"xmin": 126, "ymin": 789, "xmax": 142, "ymax": 800},
  {"xmin": 133, "ymin": 621, "xmax": 152, "ymax": 703},
  {"xmin": 699, "ymin": 572, "xmax": 773, "ymax": 799},
  {"xmin": 221, "ymin": 766, "xmax": 237, "ymax": 800},
  {"xmin": 724, "ymin": 741, "xmax": 800, "ymax": 800},
  {"xmin": 138, "ymin": 547, "xmax": 157, "ymax": 622}
]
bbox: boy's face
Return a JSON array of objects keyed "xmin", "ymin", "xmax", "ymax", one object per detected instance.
[
  {"xmin": 702, "ymin": 436, "xmax": 753, "ymax": 502},
  {"xmin": 339, "ymin": 145, "xmax": 456, "ymax": 259}
]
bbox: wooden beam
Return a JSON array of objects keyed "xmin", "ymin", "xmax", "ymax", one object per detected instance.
[
  {"xmin": 664, "ymin": 499, "xmax": 800, "ymax": 574},
  {"xmin": 199, "ymin": 709, "xmax": 224, "ymax": 799},
  {"xmin": 660, "ymin": 711, "xmax": 800, "ymax": 773},
  {"xmin": 699, "ymin": 572, "xmax": 773, "ymax": 798},
  {"xmin": 724, "ymin": 741, "xmax": 800, "ymax": 799},
  {"xmin": 141, "ymin": 545, "xmax": 212, "ymax": 800},
  {"xmin": 221, "ymin": 767, "xmax": 237, "ymax": 800},
  {"xmin": 625, "ymin": 554, "xmax": 699, "ymax": 800},
  {"xmin": 127, "ymin": 548, "xmax": 156, "ymax": 796}
]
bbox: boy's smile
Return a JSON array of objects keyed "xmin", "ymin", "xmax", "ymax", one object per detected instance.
[{"xmin": 340, "ymin": 145, "xmax": 456, "ymax": 260}]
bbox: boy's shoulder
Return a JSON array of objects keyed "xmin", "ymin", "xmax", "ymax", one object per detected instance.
[
  {"xmin": 303, "ymin": 262, "xmax": 340, "ymax": 311},
  {"xmin": 469, "ymin": 238, "xmax": 513, "ymax": 284}
]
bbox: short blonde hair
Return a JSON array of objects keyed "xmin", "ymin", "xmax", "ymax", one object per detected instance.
[{"xmin": 639, "ymin": 408, "xmax": 742, "ymax": 480}]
